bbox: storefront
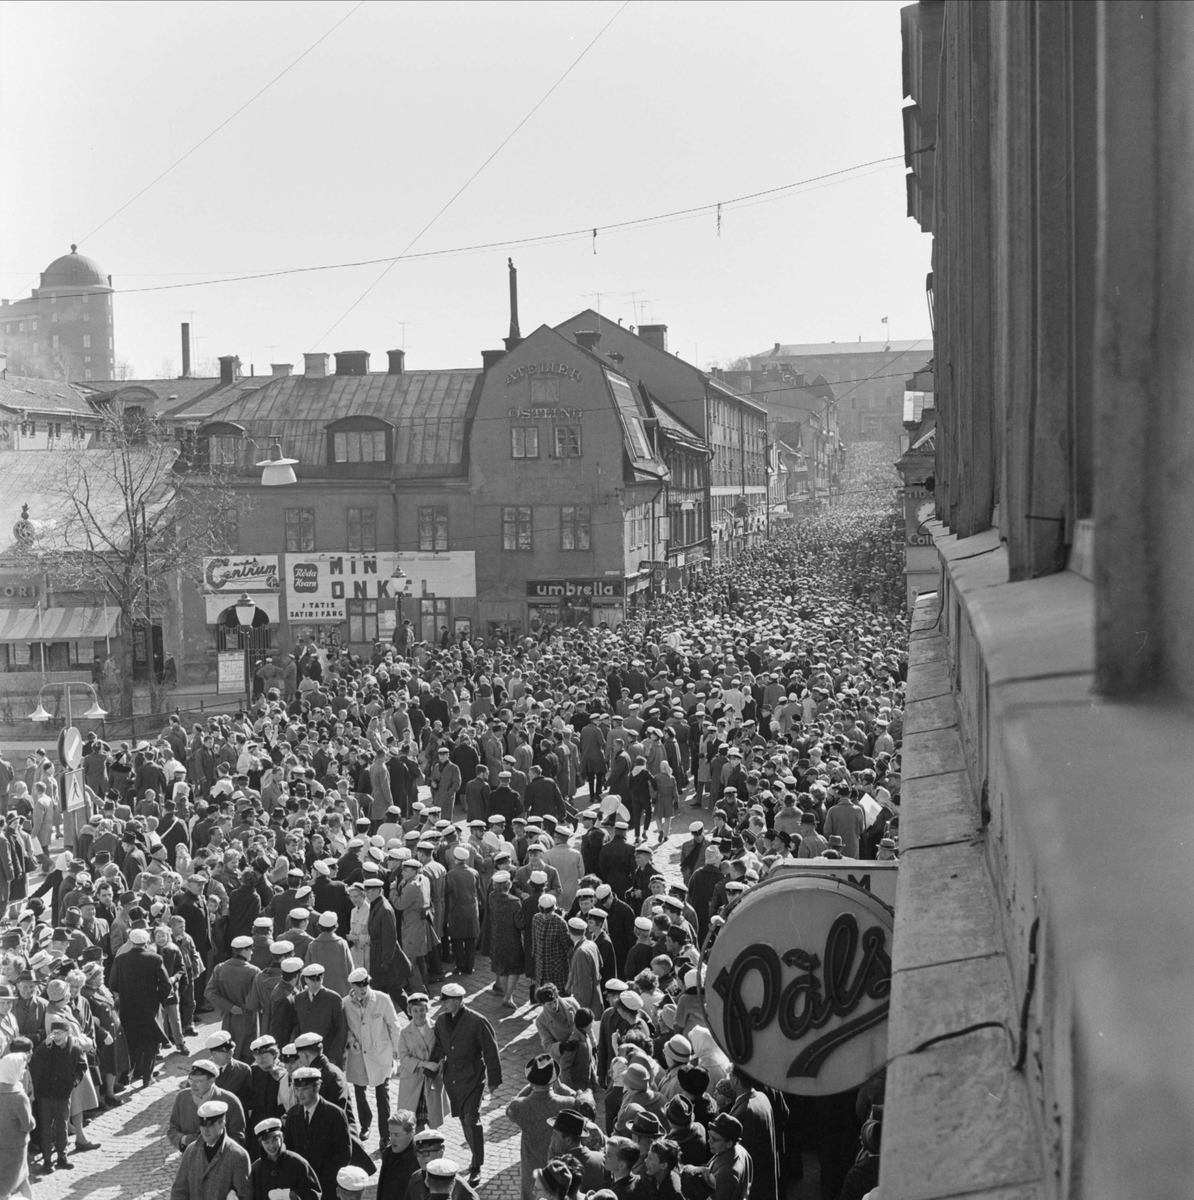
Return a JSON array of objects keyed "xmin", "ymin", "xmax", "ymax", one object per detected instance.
[
  {"xmin": 525, "ymin": 578, "xmax": 624, "ymax": 633},
  {"xmin": 202, "ymin": 555, "xmax": 282, "ymax": 649},
  {"xmin": 283, "ymin": 551, "xmax": 476, "ymax": 653},
  {"xmin": 0, "ymin": 604, "xmax": 121, "ymax": 673}
]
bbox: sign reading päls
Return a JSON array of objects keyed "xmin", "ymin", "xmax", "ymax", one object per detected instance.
[{"xmin": 703, "ymin": 873, "xmax": 893, "ymax": 1096}]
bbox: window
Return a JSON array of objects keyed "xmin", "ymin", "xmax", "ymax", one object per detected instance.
[
  {"xmin": 346, "ymin": 507, "xmax": 377, "ymax": 552},
  {"xmin": 418, "ymin": 506, "xmax": 449, "ymax": 551},
  {"xmin": 420, "ymin": 597, "xmax": 450, "ymax": 644},
  {"xmin": 531, "ymin": 377, "xmax": 560, "ymax": 405},
  {"xmin": 82, "ymin": 313, "xmax": 89, "ymax": 323},
  {"xmin": 82, "ymin": 294, "xmax": 89, "ymax": 304},
  {"xmin": 285, "ymin": 508, "xmax": 315, "ymax": 552},
  {"xmin": 511, "ymin": 427, "xmax": 539, "ymax": 458},
  {"xmin": 561, "ymin": 505, "xmax": 591, "ymax": 551},
  {"xmin": 333, "ymin": 429, "xmax": 387, "ymax": 462},
  {"xmin": 52, "ymin": 312, "xmax": 57, "ymax": 323},
  {"xmin": 82, "ymin": 334, "xmax": 91, "ymax": 349},
  {"xmin": 502, "ymin": 505, "xmax": 533, "ymax": 551},
  {"xmin": 553, "ymin": 425, "xmax": 582, "ymax": 458},
  {"xmin": 52, "ymin": 335, "xmax": 59, "ymax": 350},
  {"xmin": 50, "ymin": 295, "xmax": 56, "ymax": 304},
  {"xmin": 108, "ymin": 337, "xmax": 113, "ymax": 350},
  {"xmin": 30, "ymin": 320, "xmax": 37, "ymax": 332},
  {"xmin": 347, "ymin": 598, "xmax": 378, "ymax": 643},
  {"xmin": 17, "ymin": 323, "xmax": 24, "ymax": 333},
  {"xmin": 84, "ymin": 369, "xmax": 92, "ymax": 379}
]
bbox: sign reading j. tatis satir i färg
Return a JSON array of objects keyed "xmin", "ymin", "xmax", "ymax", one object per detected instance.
[{"xmin": 702, "ymin": 874, "xmax": 893, "ymax": 1096}]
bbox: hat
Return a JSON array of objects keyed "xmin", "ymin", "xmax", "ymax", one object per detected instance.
[
  {"xmin": 492, "ymin": 870, "xmax": 511, "ymax": 884},
  {"xmin": 250, "ymin": 1035, "xmax": 278, "ymax": 1053},
  {"xmin": 255, "ymin": 1117, "xmax": 283, "ymax": 1135},
  {"xmin": 413, "ymin": 1129, "xmax": 446, "ymax": 1147},
  {"xmin": 288, "ymin": 908, "xmax": 310, "ymax": 922},
  {"xmin": 189, "ymin": 1059, "xmax": 219, "ymax": 1077},
  {"xmin": 231, "ymin": 935, "xmax": 253, "ymax": 950},
  {"xmin": 567, "ymin": 917, "xmax": 586, "ymax": 933},
  {"xmin": 347, "ymin": 968, "xmax": 370, "ymax": 985},
  {"xmin": 440, "ymin": 982, "xmax": 466, "ymax": 999},
  {"xmin": 619, "ymin": 990, "xmax": 644, "ymax": 1012},
  {"xmin": 336, "ymin": 1166, "xmax": 370, "ymax": 1193},
  {"xmin": 623, "ymin": 1063, "xmax": 651, "ymax": 1091},
  {"xmin": 549, "ymin": 1109, "xmax": 587, "ymax": 1138},
  {"xmin": 534, "ymin": 1162, "xmax": 575, "ymax": 1196},
  {"xmin": 280, "ymin": 957, "xmax": 305, "ymax": 973},
  {"xmin": 631, "ymin": 1110, "xmax": 665, "ymax": 1137},
  {"xmin": 665, "ymin": 1095, "xmax": 694, "ymax": 1127},
  {"xmin": 604, "ymin": 978, "xmax": 628, "ymax": 993},
  {"xmin": 197, "ymin": 1099, "xmax": 229, "ymax": 1120},
  {"xmin": 316, "ymin": 910, "xmax": 338, "ymax": 929},
  {"xmin": 452, "ymin": 846, "xmax": 470, "ymax": 861},
  {"xmin": 50, "ymin": 1015, "xmax": 71, "ymax": 1030},
  {"xmin": 425, "ymin": 1159, "xmax": 463, "ymax": 1182},
  {"xmin": 205, "ymin": 1030, "xmax": 234, "ymax": 1050},
  {"xmin": 689, "ymin": 821, "xmax": 705, "ymax": 833},
  {"xmin": 710, "ymin": 1113, "xmax": 744, "ymax": 1141},
  {"xmin": 525, "ymin": 1053, "xmax": 555, "ymax": 1085},
  {"xmin": 294, "ymin": 1032, "xmax": 323, "ymax": 1048},
  {"xmin": 665, "ymin": 1034, "xmax": 692, "ymax": 1064},
  {"xmin": 253, "ymin": 916, "xmax": 273, "ymax": 930},
  {"xmin": 129, "ymin": 928, "xmax": 150, "ymax": 946},
  {"xmin": 537, "ymin": 893, "xmax": 556, "ymax": 909},
  {"xmin": 300, "ymin": 963, "xmax": 325, "ymax": 978},
  {"xmin": 292, "ymin": 1066, "xmax": 322, "ymax": 1082},
  {"xmin": 363, "ymin": 877, "xmax": 385, "ymax": 888},
  {"xmin": 269, "ymin": 941, "xmax": 295, "ymax": 956},
  {"xmin": 633, "ymin": 916, "xmax": 653, "ymax": 933}
]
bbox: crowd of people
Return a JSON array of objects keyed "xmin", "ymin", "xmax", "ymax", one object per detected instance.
[{"xmin": 0, "ymin": 446, "xmax": 905, "ymax": 1200}]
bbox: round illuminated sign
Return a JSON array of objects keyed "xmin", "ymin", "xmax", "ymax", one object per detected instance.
[
  {"xmin": 61, "ymin": 727, "xmax": 83, "ymax": 770},
  {"xmin": 702, "ymin": 874, "xmax": 893, "ymax": 1095}
]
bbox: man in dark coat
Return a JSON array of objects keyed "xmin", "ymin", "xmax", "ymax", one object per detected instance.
[
  {"xmin": 430, "ymin": 983, "xmax": 502, "ymax": 1186},
  {"xmin": 365, "ymin": 878, "xmax": 411, "ymax": 1011},
  {"xmin": 314, "ymin": 862, "xmax": 354, "ymax": 936},
  {"xmin": 109, "ymin": 927, "xmax": 173, "ymax": 1087},
  {"xmin": 597, "ymin": 825, "xmax": 635, "ymax": 900},
  {"xmin": 205, "ymin": 936, "xmax": 262, "ymax": 1060},
  {"xmin": 376, "ymin": 1111, "xmax": 420, "ymax": 1200},
  {"xmin": 283, "ymin": 1069, "xmax": 354, "ymax": 1200},
  {"xmin": 249, "ymin": 1117, "xmax": 321, "ymax": 1200},
  {"xmin": 729, "ymin": 1067, "xmax": 779, "ymax": 1200},
  {"xmin": 293, "ymin": 965, "xmax": 347, "ymax": 1066},
  {"xmin": 442, "ymin": 849, "xmax": 483, "ymax": 974}
]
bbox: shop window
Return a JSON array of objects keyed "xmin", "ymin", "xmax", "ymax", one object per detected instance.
[
  {"xmin": 347, "ymin": 597, "xmax": 378, "ymax": 643},
  {"xmin": 553, "ymin": 425, "xmax": 582, "ymax": 458},
  {"xmin": 420, "ymin": 597, "xmax": 450, "ymax": 645},
  {"xmin": 560, "ymin": 505, "xmax": 591, "ymax": 551},
  {"xmin": 418, "ymin": 506, "xmax": 449, "ymax": 551},
  {"xmin": 502, "ymin": 505, "xmax": 533, "ymax": 551},
  {"xmin": 511, "ymin": 427, "xmax": 539, "ymax": 458},
  {"xmin": 285, "ymin": 507, "xmax": 315, "ymax": 552},
  {"xmin": 332, "ymin": 429, "xmax": 387, "ymax": 463},
  {"xmin": 347, "ymin": 507, "xmax": 377, "ymax": 552}
]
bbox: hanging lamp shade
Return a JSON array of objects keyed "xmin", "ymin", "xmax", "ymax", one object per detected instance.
[
  {"xmin": 256, "ymin": 443, "xmax": 298, "ymax": 486},
  {"xmin": 28, "ymin": 701, "xmax": 51, "ymax": 722},
  {"xmin": 83, "ymin": 699, "xmax": 108, "ymax": 719}
]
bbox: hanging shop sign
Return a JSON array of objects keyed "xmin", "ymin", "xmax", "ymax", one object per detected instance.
[
  {"xmin": 203, "ymin": 555, "xmax": 281, "ymax": 593},
  {"xmin": 703, "ymin": 873, "xmax": 893, "ymax": 1096}
]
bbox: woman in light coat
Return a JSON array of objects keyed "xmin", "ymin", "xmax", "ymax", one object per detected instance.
[
  {"xmin": 343, "ymin": 970, "xmax": 405, "ymax": 1144},
  {"xmin": 348, "ymin": 885, "xmax": 371, "ymax": 969},
  {"xmin": 394, "ymin": 993, "xmax": 443, "ymax": 1130}
]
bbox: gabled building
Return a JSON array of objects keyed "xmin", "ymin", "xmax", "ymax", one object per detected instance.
[{"xmin": 553, "ymin": 313, "xmax": 767, "ymax": 563}]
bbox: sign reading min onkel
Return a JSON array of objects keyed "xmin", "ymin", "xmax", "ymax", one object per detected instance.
[
  {"xmin": 526, "ymin": 579, "xmax": 625, "ymax": 601},
  {"xmin": 703, "ymin": 874, "xmax": 893, "ymax": 1096}
]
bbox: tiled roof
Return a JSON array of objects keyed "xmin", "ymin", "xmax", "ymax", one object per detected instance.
[{"xmin": 0, "ymin": 375, "xmax": 95, "ymax": 417}]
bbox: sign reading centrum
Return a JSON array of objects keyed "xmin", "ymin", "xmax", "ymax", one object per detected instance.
[
  {"xmin": 526, "ymin": 579, "xmax": 625, "ymax": 600},
  {"xmin": 703, "ymin": 873, "xmax": 893, "ymax": 1096}
]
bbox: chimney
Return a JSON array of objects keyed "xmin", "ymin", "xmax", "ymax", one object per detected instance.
[
  {"xmin": 304, "ymin": 352, "xmax": 329, "ymax": 377},
  {"xmin": 334, "ymin": 350, "xmax": 370, "ymax": 376},
  {"xmin": 218, "ymin": 355, "xmax": 241, "ymax": 385},
  {"xmin": 574, "ymin": 330, "xmax": 601, "ymax": 353},
  {"xmin": 271, "ymin": 363, "xmax": 292, "ymax": 377},
  {"xmin": 638, "ymin": 324, "xmax": 668, "ymax": 352},
  {"xmin": 504, "ymin": 258, "xmax": 522, "ymax": 351},
  {"xmin": 481, "ymin": 349, "xmax": 506, "ymax": 370},
  {"xmin": 711, "ymin": 367, "xmax": 724, "ymax": 380},
  {"xmin": 181, "ymin": 323, "xmax": 191, "ymax": 378},
  {"xmin": 773, "ymin": 342, "xmax": 781, "ymax": 355},
  {"xmin": 387, "ymin": 349, "xmax": 406, "ymax": 375}
]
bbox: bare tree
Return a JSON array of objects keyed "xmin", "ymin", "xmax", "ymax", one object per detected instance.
[
  {"xmin": 158, "ymin": 357, "xmax": 176, "ymax": 380},
  {"xmin": 18, "ymin": 402, "xmax": 246, "ymax": 716},
  {"xmin": 115, "ymin": 358, "xmax": 135, "ymax": 380}
]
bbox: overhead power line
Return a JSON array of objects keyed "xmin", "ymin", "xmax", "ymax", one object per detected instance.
[{"xmin": 11, "ymin": 155, "xmax": 905, "ymax": 305}]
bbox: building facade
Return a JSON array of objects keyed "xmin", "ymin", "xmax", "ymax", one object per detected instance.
[
  {"xmin": 884, "ymin": 4, "xmax": 1194, "ymax": 1199},
  {"xmin": 553, "ymin": 313, "xmax": 766, "ymax": 564},
  {"xmin": 0, "ymin": 247, "xmax": 116, "ymax": 382}
]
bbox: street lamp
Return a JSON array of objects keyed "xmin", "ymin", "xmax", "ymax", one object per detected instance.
[
  {"xmin": 255, "ymin": 442, "xmax": 298, "ymax": 487},
  {"xmin": 389, "ymin": 564, "xmax": 408, "ymax": 652},
  {"xmin": 29, "ymin": 681, "xmax": 108, "ymax": 723},
  {"xmin": 233, "ymin": 592, "xmax": 258, "ymax": 709}
]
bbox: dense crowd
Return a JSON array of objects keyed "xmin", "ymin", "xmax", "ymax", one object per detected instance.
[{"xmin": 0, "ymin": 446, "xmax": 904, "ymax": 1200}]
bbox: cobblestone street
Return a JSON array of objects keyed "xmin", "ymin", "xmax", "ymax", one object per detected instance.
[{"xmin": 31, "ymin": 805, "xmax": 712, "ymax": 1200}]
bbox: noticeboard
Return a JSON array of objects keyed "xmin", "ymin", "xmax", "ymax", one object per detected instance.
[{"xmin": 217, "ymin": 651, "xmax": 245, "ymax": 694}]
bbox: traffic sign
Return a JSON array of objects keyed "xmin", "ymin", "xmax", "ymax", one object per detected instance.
[{"xmin": 62, "ymin": 726, "xmax": 83, "ymax": 770}]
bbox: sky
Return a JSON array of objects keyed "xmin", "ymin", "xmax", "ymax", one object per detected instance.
[{"xmin": 0, "ymin": 0, "xmax": 931, "ymax": 379}]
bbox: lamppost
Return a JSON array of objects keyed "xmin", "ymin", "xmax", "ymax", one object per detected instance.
[
  {"xmin": 233, "ymin": 591, "xmax": 258, "ymax": 711},
  {"xmin": 28, "ymin": 682, "xmax": 108, "ymax": 725},
  {"xmin": 389, "ymin": 563, "xmax": 408, "ymax": 653},
  {"xmin": 30, "ymin": 681, "xmax": 107, "ymax": 850}
]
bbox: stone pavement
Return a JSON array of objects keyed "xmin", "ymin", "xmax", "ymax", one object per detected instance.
[{"xmin": 29, "ymin": 797, "xmax": 712, "ymax": 1200}]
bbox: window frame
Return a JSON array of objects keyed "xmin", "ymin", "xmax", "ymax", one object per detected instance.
[
  {"xmin": 284, "ymin": 507, "xmax": 316, "ymax": 553},
  {"xmin": 332, "ymin": 428, "xmax": 388, "ymax": 463},
  {"xmin": 346, "ymin": 597, "xmax": 379, "ymax": 643},
  {"xmin": 560, "ymin": 504, "xmax": 591, "ymax": 552},
  {"xmin": 346, "ymin": 506, "xmax": 377, "ymax": 553},
  {"xmin": 552, "ymin": 425, "xmax": 582, "ymax": 458},
  {"xmin": 511, "ymin": 426, "xmax": 540, "ymax": 459},
  {"xmin": 417, "ymin": 506, "xmax": 449, "ymax": 552},
  {"xmin": 501, "ymin": 505, "xmax": 533, "ymax": 551}
]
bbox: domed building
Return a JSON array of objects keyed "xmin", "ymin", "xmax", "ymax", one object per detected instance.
[{"xmin": 0, "ymin": 245, "xmax": 115, "ymax": 382}]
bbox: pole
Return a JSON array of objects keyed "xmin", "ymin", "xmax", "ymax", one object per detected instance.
[{"xmin": 243, "ymin": 630, "xmax": 252, "ymax": 713}]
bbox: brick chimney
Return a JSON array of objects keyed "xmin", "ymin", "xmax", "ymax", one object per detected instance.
[
  {"xmin": 574, "ymin": 330, "xmax": 601, "ymax": 352},
  {"xmin": 638, "ymin": 324, "xmax": 668, "ymax": 352},
  {"xmin": 387, "ymin": 349, "xmax": 406, "ymax": 375},
  {"xmin": 271, "ymin": 363, "xmax": 292, "ymax": 377},
  {"xmin": 481, "ymin": 349, "xmax": 507, "ymax": 370},
  {"xmin": 334, "ymin": 350, "xmax": 370, "ymax": 376},
  {"xmin": 218, "ymin": 355, "xmax": 241, "ymax": 385},
  {"xmin": 304, "ymin": 352, "xmax": 329, "ymax": 378}
]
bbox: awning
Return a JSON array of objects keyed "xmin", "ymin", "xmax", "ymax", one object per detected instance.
[
  {"xmin": 0, "ymin": 606, "xmax": 121, "ymax": 642},
  {"xmin": 204, "ymin": 594, "xmax": 281, "ymax": 624}
]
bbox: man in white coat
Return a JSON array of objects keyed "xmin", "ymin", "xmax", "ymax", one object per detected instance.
[{"xmin": 342, "ymin": 967, "xmax": 405, "ymax": 1148}]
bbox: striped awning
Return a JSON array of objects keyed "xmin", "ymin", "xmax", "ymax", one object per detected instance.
[{"xmin": 0, "ymin": 606, "xmax": 121, "ymax": 642}]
